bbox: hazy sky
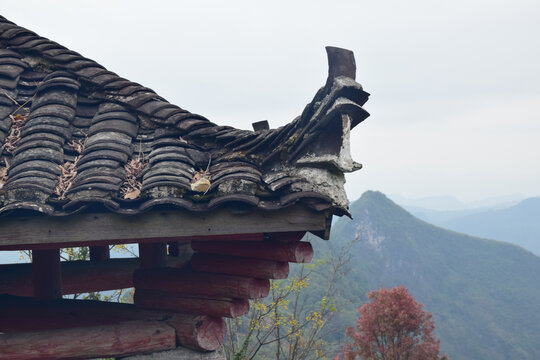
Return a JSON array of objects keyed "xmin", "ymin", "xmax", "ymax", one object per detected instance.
[{"xmin": 2, "ymin": 0, "xmax": 539, "ymax": 203}]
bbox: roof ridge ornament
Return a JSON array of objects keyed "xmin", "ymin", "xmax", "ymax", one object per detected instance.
[
  {"xmin": 0, "ymin": 16, "xmax": 370, "ymax": 217},
  {"xmin": 325, "ymin": 46, "xmax": 356, "ymax": 89}
]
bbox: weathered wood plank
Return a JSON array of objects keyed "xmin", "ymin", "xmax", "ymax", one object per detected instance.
[
  {"xmin": 191, "ymin": 240, "xmax": 313, "ymax": 263},
  {"xmin": 0, "ymin": 256, "xmax": 191, "ymax": 296},
  {"xmin": 0, "ymin": 295, "xmax": 168, "ymax": 332},
  {"xmin": 191, "ymin": 253, "xmax": 289, "ymax": 279},
  {"xmin": 0, "ymin": 233, "xmax": 263, "ymax": 251},
  {"xmin": 167, "ymin": 314, "xmax": 225, "ymax": 351},
  {"xmin": 134, "ymin": 268, "xmax": 270, "ymax": 299},
  {"xmin": 135, "ymin": 289, "xmax": 249, "ymax": 318},
  {"xmin": 0, "ymin": 205, "xmax": 325, "ymax": 250},
  {"xmin": 0, "ymin": 320, "xmax": 176, "ymax": 360},
  {"xmin": 32, "ymin": 249, "xmax": 61, "ymax": 300},
  {"xmin": 0, "ymin": 295, "xmax": 225, "ymax": 352}
]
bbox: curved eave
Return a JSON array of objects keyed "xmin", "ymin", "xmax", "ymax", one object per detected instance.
[
  {"xmin": 0, "ymin": 16, "xmax": 368, "ymax": 228},
  {"xmin": 0, "ymin": 203, "xmax": 329, "ymax": 250}
]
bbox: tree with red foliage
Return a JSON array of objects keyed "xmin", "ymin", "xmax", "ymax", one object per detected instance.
[{"xmin": 335, "ymin": 286, "xmax": 448, "ymax": 360}]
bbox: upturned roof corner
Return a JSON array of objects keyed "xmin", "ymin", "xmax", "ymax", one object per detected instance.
[
  {"xmin": 0, "ymin": 15, "xmax": 370, "ymax": 222},
  {"xmin": 0, "ymin": 14, "xmax": 372, "ymax": 359}
]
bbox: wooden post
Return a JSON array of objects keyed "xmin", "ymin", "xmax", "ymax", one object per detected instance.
[
  {"xmin": 89, "ymin": 245, "xmax": 110, "ymax": 261},
  {"xmin": 139, "ymin": 242, "xmax": 167, "ymax": 269},
  {"xmin": 32, "ymin": 249, "xmax": 61, "ymax": 300}
]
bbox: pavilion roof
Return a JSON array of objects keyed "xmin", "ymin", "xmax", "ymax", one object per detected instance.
[{"xmin": 0, "ymin": 15, "xmax": 369, "ymax": 220}]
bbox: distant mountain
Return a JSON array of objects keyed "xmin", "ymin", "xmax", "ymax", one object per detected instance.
[
  {"xmin": 389, "ymin": 193, "xmax": 524, "ymax": 211},
  {"xmin": 319, "ymin": 191, "xmax": 540, "ymax": 360},
  {"xmin": 411, "ymin": 197, "xmax": 540, "ymax": 256},
  {"xmin": 408, "ymin": 206, "xmax": 487, "ymax": 224},
  {"xmin": 388, "ymin": 194, "xmax": 467, "ymax": 210}
]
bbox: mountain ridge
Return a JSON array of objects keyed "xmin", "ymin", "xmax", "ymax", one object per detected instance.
[
  {"xmin": 388, "ymin": 193, "xmax": 525, "ymax": 211},
  {"xmin": 406, "ymin": 196, "xmax": 540, "ymax": 256},
  {"xmin": 322, "ymin": 191, "xmax": 540, "ymax": 360}
]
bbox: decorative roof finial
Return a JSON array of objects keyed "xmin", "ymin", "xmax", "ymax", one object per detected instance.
[{"xmin": 325, "ymin": 46, "xmax": 356, "ymax": 88}]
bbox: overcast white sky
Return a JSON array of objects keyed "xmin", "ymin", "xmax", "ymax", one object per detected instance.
[{"xmin": 2, "ymin": 0, "xmax": 539, "ymax": 203}]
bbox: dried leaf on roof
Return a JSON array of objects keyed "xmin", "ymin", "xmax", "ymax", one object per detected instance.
[
  {"xmin": 54, "ymin": 137, "xmax": 87, "ymax": 200},
  {"xmin": 120, "ymin": 154, "xmax": 148, "ymax": 199}
]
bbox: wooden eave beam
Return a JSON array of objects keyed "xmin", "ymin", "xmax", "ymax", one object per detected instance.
[{"xmin": 0, "ymin": 205, "xmax": 327, "ymax": 250}]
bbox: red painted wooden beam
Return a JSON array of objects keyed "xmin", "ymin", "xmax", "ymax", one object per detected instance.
[
  {"xmin": 134, "ymin": 289, "xmax": 249, "ymax": 318},
  {"xmin": 0, "ymin": 256, "xmax": 190, "ymax": 297},
  {"xmin": 168, "ymin": 314, "xmax": 225, "ymax": 352},
  {"xmin": 191, "ymin": 253, "xmax": 289, "ymax": 279},
  {"xmin": 134, "ymin": 268, "xmax": 270, "ymax": 299},
  {"xmin": 0, "ymin": 320, "xmax": 176, "ymax": 360},
  {"xmin": 191, "ymin": 240, "xmax": 314, "ymax": 263},
  {"xmin": 0, "ymin": 295, "xmax": 225, "ymax": 352}
]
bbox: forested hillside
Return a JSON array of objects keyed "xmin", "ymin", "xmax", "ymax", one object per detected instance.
[{"xmin": 310, "ymin": 191, "xmax": 540, "ymax": 360}]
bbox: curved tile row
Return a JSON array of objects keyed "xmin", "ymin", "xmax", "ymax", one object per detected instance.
[
  {"xmin": 0, "ymin": 16, "xmax": 208, "ymax": 132},
  {"xmin": 0, "ymin": 15, "xmax": 358, "ymax": 219},
  {"xmin": 67, "ymin": 102, "xmax": 136, "ymax": 198},
  {"xmin": 0, "ymin": 16, "xmax": 370, "ymax": 173},
  {"xmin": 3, "ymin": 71, "xmax": 79, "ymax": 203},
  {"xmin": 0, "ymin": 189, "xmax": 336, "ymax": 218},
  {"xmin": 0, "ymin": 49, "xmax": 25, "ymax": 145},
  {"xmin": 141, "ymin": 135, "xmax": 195, "ymax": 195}
]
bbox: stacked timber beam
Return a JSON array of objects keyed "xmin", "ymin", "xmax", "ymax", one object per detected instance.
[
  {"xmin": 0, "ymin": 255, "xmax": 191, "ymax": 296},
  {"xmin": 0, "ymin": 295, "xmax": 224, "ymax": 359},
  {"xmin": 0, "ymin": 231, "xmax": 314, "ymax": 359},
  {"xmin": 0, "ymin": 236, "xmax": 313, "ymax": 298},
  {"xmin": 133, "ymin": 232, "xmax": 313, "ymax": 320}
]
